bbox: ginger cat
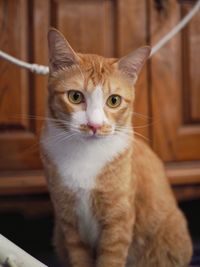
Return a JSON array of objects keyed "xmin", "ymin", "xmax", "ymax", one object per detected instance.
[{"xmin": 40, "ymin": 28, "xmax": 192, "ymax": 267}]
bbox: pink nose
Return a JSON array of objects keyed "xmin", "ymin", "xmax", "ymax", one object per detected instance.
[{"xmin": 87, "ymin": 123, "xmax": 102, "ymax": 134}]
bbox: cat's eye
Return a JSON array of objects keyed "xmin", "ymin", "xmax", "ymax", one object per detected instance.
[
  {"xmin": 68, "ymin": 90, "xmax": 84, "ymax": 104},
  {"xmin": 107, "ymin": 95, "xmax": 122, "ymax": 108}
]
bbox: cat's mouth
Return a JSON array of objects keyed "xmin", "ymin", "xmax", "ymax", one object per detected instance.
[
  {"xmin": 81, "ymin": 131, "xmax": 113, "ymax": 140},
  {"xmin": 79, "ymin": 124, "xmax": 114, "ymax": 139}
]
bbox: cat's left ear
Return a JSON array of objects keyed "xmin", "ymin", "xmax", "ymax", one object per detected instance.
[
  {"xmin": 115, "ymin": 46, "xmax": 151, "ymax": 83},
  {"xmin": 48, "ymin": 28, "xmax": 80, "ymax": 73}
]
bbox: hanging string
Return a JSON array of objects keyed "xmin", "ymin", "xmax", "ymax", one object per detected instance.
[{"xmin": 0, "ymin": 0, "xmax": 200, "ymax": 75}]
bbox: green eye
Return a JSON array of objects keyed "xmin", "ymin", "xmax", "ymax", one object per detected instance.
[
  {"xmin": 107, "ymin": 95, "xmax": 121, "ymax": 108},
  {"xmin": 68, "ymin": 90, "xmax": 84, "ymax": 104}
]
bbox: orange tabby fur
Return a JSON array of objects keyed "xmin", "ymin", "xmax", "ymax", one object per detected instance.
[{"xmin": 40, "ymin": 29, "xmax": 192, "ymax": 267}]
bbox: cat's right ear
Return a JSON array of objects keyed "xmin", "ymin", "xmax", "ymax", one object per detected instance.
[
  {"xmin": 48, "ymin": 28, "xmax": 80, "ymax": 73},
  {"xmin": 114, "ymin": 46, "xmax": 151, "ymax": 84}
]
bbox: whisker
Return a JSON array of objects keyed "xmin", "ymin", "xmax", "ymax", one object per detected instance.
[
  {"xmin": 134, "ymin": 132, "xmax": 149, "ymax": 142},
  {"xmin": 46, "ymin": 132, "xmax": 79, "ymax": 147},
  {"xmin": 10, "ymin": 114, "xmax": 83, "ymax": 133},
  {"xmin": 41, "ymin": 131, "xmax": 67, "ymax": 144},
  {"xmin": 10, "ymin": 114, "xmax": 70, "ymax": 125},
  {"xmin": 129, "ymin": 111, "xmax": 152, "ymax": 119},
  {"xmin": 115, "ymin": 126, "xmax": 133, "ymax": 133},
  {"xmin": 53, "ymin": 133, "xmax": 79, "ymax": 146},
  {"xmin": 116, "ymin": 121, "xmax": 156, "ymax": 130},
  {"xmin": 118, "ymin": 129, "xmax": 149, "ymax": 142}
]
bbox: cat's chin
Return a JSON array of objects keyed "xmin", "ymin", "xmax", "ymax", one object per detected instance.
[{"xmin": 81, "ymin": 133, "xmax": 111, "ymax": 141}]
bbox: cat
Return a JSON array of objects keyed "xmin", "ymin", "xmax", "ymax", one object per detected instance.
[{"xmin": 40, "ymin": 28, "xmax": 192, "ymax": 267}]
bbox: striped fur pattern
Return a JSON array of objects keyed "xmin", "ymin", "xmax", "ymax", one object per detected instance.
[{"xmin": 40, "ymin": 29, "xmax": 192, "ymax": 267}]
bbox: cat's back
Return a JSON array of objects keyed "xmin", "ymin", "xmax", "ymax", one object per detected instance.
[
  {"xmin": 132, "ymin": 137, "xmax": 177, "ymax": 219},
  {"xmin": 132, "ymin": 137, "xmax": 174, "ymax": 198},
  {"xmin": 130, "ymin": 138, "xmax": 193, "ymax": 265},
  {"xmin": 131, "ymin": 137, "xmax": 186, "ymax": 240}
]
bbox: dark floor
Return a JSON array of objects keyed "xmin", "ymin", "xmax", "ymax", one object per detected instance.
[
  {"xmin": 0, "ymin": 199, "xmax": 200, "ymax": 267},
  {"xmin": 181, "ymin": 199, "xmax": 200, "ymax": 267}
]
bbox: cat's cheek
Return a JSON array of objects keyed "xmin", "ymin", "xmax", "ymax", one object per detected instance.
[
  {"xmin": 108, "ymin": 124, "xmax": 115, "ymax": 135},
  {"xmin": 72, "ymin": 110, "xmax": 87, "ymax": 127}
]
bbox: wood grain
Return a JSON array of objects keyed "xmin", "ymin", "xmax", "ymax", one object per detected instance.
[
  {"xmin": 0, "ymin": 0, "xmax": 29, "ymax": 129},
  {"xmin": 32, "ymin": 0, "xmax": 49, "ymax": 134},
  {"xmin": 0, "ymin": 0, "xmax": 48, "ymax": 170},
  {"xmin": 150, "ymin": 0, "xmax": 200, "ymax": 161},
  {"xmin": 181, "ymin": 4, "xmax": 200, "ymax": 121},
  {"xmin": 117, "ymin": 0, "xmax": 150, "ymax": 140},
  {"xmin": 53, "ymin": 0, "xmax": 115, "ymax": 57},
  {"xmin": 166, "ymin": 161, "xmax": 200, "ymax": 185},
  {"xmin": 0, "ymin": 170, "xmax": 46, "ymax": 196}
]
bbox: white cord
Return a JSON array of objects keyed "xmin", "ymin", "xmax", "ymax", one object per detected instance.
[
  {"xmin": 150, "ymin": 0, "xmax": 200, "ymax": 56},
  {"xmin": 0, "ymin": 50, "xmax": 49, "ymax": 75},
  {"xmin": 0, "ymin": 0, "xmax": 199, "ymax": 75}
]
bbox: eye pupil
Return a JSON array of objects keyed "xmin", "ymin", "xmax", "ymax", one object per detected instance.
[
  {"xmin": 73, "ymin": 92, "xmax": 80, "ymax": 100},
  {"xmin": 112, "ymin": 97, "xmax": 117, "ymax": 105}
]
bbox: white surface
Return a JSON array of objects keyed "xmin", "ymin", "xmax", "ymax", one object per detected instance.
[{"xmin": 0, "ymin": 234, "xmax": 47, "ymax": 267}]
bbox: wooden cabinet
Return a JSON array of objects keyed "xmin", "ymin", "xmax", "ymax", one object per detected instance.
[
  {"xmin": 0, "ymin": 0, "xmax": 48, "ymax": 172},
  {"xmin": 149, "ymin": 0, "xmax": 200, "ymax": 191},
  {"xmin": 0, "ymin": 0, "xmax": 200, "ymax": 200}
]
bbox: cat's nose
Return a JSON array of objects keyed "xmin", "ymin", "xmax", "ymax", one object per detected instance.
[{"xmin": 87, "ymin": 122, "xmax": 102, "ymax": 134}]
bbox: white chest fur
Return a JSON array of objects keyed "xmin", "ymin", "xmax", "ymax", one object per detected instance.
[
  {"xmin": 41, "ymin": 121, "xmax": 129, "ymax": 246},
  {"xmin": 41, "ymin": 121, "xmax": 129, "ymax": 190},
  {"xmin": 76, "ymin": 189, "xmax": 99, "ymax": 247}
]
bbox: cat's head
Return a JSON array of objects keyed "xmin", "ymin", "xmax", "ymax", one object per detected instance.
[{"xmin": 47, "ymin": 28, "xmax": 150, "ymax": 140}]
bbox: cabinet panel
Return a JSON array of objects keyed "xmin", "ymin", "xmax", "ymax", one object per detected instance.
[
  {"xmin": 51, "ymin": 0, "xmax": 115, "ymax": 57},
  {"xmin": 182, "ymin": 5, "xmax": 200, "ymax": 121},
  {"xmin": 150, "ymin": 0, "xmax": 200, "ymax": 161},
  {"xmin": 0, "ymin": 0, "xmax": 49, "ymax": 170},
  {"xmin": 0, "ymin": 0, "xmax": 29, "ymax": 129},
  {"xmin": 116, "ymin": 0, "xmax": 150, "ymax": 139}
]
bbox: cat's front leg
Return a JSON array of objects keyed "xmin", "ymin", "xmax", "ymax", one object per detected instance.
[
  {"xmin": 96, "ymin": 216, "xmax": 134, "ymax": 267},
  {"xmin": 96, "ymin": 200, "xmax": 135, "ymax": 267},
  {"xmin": 59, "ymin": 217, "xmax": 94, "ymax": 267},
  {"xmin": 52, "ymin": 189, "xmax": 94, "ymax": 267}
]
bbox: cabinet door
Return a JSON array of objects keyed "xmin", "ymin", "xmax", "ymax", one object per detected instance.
[
  {"xmin": 0, "ymin": 0, "xmax": 49, "ymax": 195},
  {"xmin": 0, "ymin": 0, "xmax": 49, "ymax": 171},
  {"xmin": 150, "ymin": 0, "xmax": 200, "ymax": 183}
]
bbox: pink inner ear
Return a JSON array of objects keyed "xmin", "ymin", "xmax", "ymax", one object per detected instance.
[
  {"xmin": 48, "ymin": 28, "xmax": 80, "ymax": 72},
  {"xmin": 117, "ymin": 46, "xmax": 151, "ymax": 80}
]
